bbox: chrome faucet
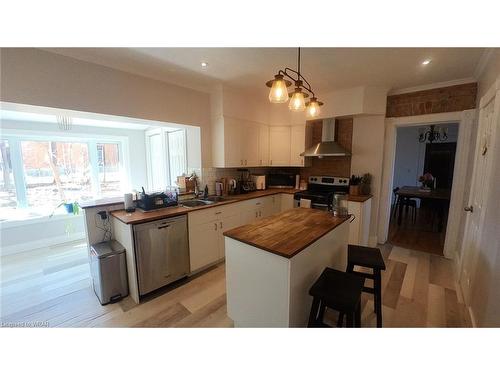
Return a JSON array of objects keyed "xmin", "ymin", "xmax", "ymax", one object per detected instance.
[{"xmin": 188, "ymin": 172, "xmax": 200, "ymax": 197}]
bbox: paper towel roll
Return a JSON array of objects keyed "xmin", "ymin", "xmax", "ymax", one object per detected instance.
[
  {"xmin": 124, "ymin": 193, "xmax": 134, "ymax": 210},
  {"xmin": 300, "ymin": 198, "xmax": 311, "ymax": 208}
]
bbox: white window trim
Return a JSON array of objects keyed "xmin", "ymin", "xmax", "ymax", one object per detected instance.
[{"xmin": 0, "ymin": 129, "xmax": 131, "ymax": 212}]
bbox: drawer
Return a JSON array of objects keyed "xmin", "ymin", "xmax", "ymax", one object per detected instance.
[{"xmin": 188, "ymin": 201, "xmax": 243, "ymax": 226}]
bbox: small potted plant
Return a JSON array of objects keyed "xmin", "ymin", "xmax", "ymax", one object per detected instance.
[
  {"xmin": 49, "ymin": 201, "xmax": 81, "ymax": 218},
  {"xmin": 360, "ymin": 173, "xmax": 372, "ymax": 195},
  {"xmin": 349, "ymin": 175, "xmax": 362, "ymax": 196}
]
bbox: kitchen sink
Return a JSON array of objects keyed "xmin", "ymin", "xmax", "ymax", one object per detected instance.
[
  {"xmin": 181, "ymin": 196, "xmax": 234, "ymax": 208},
  {"xmin": 181, "ymin": 200, "xmax": 214, "ymax": 207}
]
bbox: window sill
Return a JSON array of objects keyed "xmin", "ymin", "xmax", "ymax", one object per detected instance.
[{"xmin": 0, "ymin": 212, "xmax": 83, "ymax": 229}]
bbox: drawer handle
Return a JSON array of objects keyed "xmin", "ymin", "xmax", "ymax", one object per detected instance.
[
  {"xmin": 215, "ymin": 211, "xmax": 222, "ymax": 214},
  {"xmin": 214, "ymin": 223, "xmax": 217, "ymax": 231},
  {"xmin": 219, "ymin": 221, "xmax": 222, "ymax": 229},
  {"xmin": 158, "ymin": 225, "xmax": 170, "ymax": 229}
]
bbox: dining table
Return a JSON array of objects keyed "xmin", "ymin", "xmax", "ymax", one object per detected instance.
[{"xmin": 395, "ymin": 186, "xmax": 451, "ymax": 229}]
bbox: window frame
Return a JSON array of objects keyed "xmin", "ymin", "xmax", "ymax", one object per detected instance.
[{"xmin": 0, "ymin": 128, "xmax": 130, "ymax": 211}]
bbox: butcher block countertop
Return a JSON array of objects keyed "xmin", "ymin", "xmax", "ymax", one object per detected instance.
[
  {"xmin": 347, "ymin": 194, "xmax": 372, "ymax": 202},
  {"xmin": 223, "ymin": 208, "xmax": 350, "ymax": 258},
  {"xmin": 110, "ymin": 188, "xmax": 300, "ymax": 225}
]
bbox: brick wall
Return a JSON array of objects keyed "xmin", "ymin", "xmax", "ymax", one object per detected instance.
[
  {"xmin": 386, "ymin": 83, "xmax": 477, "ymax": 117},
  {"xmin": 299, "ymin": 117, "xmax": 353, "ymax": 180}
]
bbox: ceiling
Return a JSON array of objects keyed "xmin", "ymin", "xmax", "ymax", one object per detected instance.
[{"xmin": 45, "ymin": 48, "xmax": 486, "ymax": 95}]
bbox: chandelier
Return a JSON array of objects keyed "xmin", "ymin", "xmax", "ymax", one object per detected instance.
[
  {"xmin": 418, "ymin": 125, "xmax": 448, "ymax": 143},
  {"xmin": 265, "ymin": 48, "xmax": 323, "ymax": 118}
]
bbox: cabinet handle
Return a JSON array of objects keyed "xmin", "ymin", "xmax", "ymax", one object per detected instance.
[
  {"xmin": 270, "ymin": 160, "xmax": 272, "ymax": 165},
  {"xmin": 215, "ymin": 211, "xmax": 222, "ymax": 215},
  {"xmin": 259, "ymin": 210, "xmax": 262, "ymax": 217},
  {"xmin": 214, "ymin": 223, "xmax": 217, "ymax": 231},
  {"xmin": 256, "ymin": 202, "xmax": 261, "ymax": 205},
  {"xmin": 255, "ymin": 211, "xmax": 258, "ymax": 218},
  {"xmin": 241, "ymin": 160, "xmax": 243, "ymax": 165},
  {"xmin": 260, "ymin": 159, "xmax": 262, "ymax": 165},
  {"xmin": 219, "ymin": 221, "xmax": 222, "ymax": 229}
]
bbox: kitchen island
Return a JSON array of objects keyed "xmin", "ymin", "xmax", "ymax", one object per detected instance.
[{"xmin": 223, "ymin": 208, "xmax": 350, "ymax": 327}]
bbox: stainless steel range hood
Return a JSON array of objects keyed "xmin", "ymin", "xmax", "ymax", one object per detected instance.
[{"xmin": 300, "ymin": 118, "xmax": 351, "ymax": 157}]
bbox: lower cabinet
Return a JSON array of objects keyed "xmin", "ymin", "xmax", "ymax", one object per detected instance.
[
  {"xmin": 188, "ymin": 203, "xmax": 242, "ymax": 273},
  {"xmin": 348, "ymin": 198, "xmax": 372, "ymax": 246},
  {"xmin": 188, "ymin": 193, "xmax": 294, "ymax": 273}
]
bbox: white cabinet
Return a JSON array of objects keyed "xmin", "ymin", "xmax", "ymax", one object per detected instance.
[
  {"xmin": 188, "ymin": 203, "xmax": 242, "ymax": 272},
  {"xmin": 290, "ymin": 125, "xmax": 305, "ymax": 167},
  {"xmin": 220, "ymin": 117, "xmax": 242, "ymax": 168},
  {"xmin": 271, "ymin": 194, "xmax": 281, "ymax": 214},
  {"xmin": 242, "ymin": 122, "xmax": 260, "ymax": 167},
  {"xmin": 188, "ymin": 220, "xmax": 220, "ymax": 272},
  {"xmin": 280, "ymin": 193, "xmax": 294, "ymax": 211},
  {"xmin": 259, "ymin": 124, "xmax": 269, "ymax": 166},
  {"xmin": 241, "ymin": 196, "xmax": 275, "ymax": 224},
  {"xmin": 269, "ymin": 126, "xmax": 291, "ymax": 166},
  {"xmin": 348, "ymin": 198, "xmax": 372, "ymax": 246}
]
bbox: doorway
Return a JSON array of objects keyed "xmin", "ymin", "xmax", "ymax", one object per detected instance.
[{"xmin": 387, "ymin": 124, "xmax": 459, "ymax": 255}]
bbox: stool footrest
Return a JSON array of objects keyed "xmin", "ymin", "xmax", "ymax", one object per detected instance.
[{"xmin": 350, "ymin": 270, "xmax": 375, "ymax": 279}]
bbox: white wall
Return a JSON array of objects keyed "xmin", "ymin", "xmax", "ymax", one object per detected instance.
[
  {"xmin": 0, "ymin": 48, "xmax": 212, "ymax": 167},
  {"xmin": 392, "ymin": 124, "xmax": 458, "ymax": 193},
  {"xmin": 351, "ymin": 115, "xmax": 386, "ymax": 245}
]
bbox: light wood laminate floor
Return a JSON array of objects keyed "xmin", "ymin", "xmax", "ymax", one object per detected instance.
[{"xmin": 1, "ymin": 240, "xmax": 471, "ymax": 328}]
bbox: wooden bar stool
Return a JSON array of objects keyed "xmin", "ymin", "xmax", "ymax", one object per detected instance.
[
  {"xmin": 308, "ymin": 267, "xmax": 365, "ymax": 328},
  {"xmin": 343, "ymin": 244, "xmax": 386, "ymax": 327}
]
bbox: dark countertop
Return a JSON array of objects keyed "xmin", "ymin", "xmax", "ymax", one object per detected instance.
[
  {"xmin": 223, "ymin": 208, "xmax": 349, "ymax": 258},
  {"xmin": 110, "ymin": 188, "xmax": 300, "ymax": 225}
]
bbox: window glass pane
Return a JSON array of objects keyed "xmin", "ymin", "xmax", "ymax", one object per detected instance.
[
  {"xmin": 21, "ymin": 141, "xmax": 92, "ymax": 212},
  {"xmin": 148, "ymin": 133, "xmax": 164, "ymax": 191},
  {"xmin": 167, "ymin": 130, "xmax": 187, "ymax": 186},
  {"xmin": 97, "ymin": 143, "xmax": 122, "ymax": 197},
  {"xmin": 0, "ymin": 140, "xmax": 17, "ymax": 210}
]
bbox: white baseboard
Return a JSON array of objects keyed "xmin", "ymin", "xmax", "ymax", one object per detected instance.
[{"xmin": 0, "ymin": 232, "xmax": 85, "ymax": 257}]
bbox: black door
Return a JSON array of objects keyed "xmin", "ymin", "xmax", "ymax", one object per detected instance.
[{"xmin": 423, "ymin": 142, "xmax": 457, "ymax": 189}]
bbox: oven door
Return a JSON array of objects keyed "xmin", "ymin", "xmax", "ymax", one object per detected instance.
[{"xmin": 294, "ymin": 199, "xmax": 330, "ymax": 211}]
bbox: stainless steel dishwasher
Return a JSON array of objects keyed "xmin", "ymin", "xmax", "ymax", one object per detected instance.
[{"xmin": 133, "ymin": 215, "xmax": 189, "ymax": 296}]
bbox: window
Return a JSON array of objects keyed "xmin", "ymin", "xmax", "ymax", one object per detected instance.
[
  {"xmin": 0, "ymin": 140, "xmax": 16, "ymax": 210},
  {"xmin": 0, "ymin": 134, "xmax": 126, "ymax": 219},
  {"xmin": 97, "ymin": 143, "xmax": 122, "ymax": 198},
  {"xmin": 21, "ymin": 141, "xmax": 92, "ymax": 211},
  {"xmin": 167, "ymin": 130, "xmax": 187, "ymax": 187},
  {"xmin": 146, "ymin": 127, "xmax": 188, "ymax": 190}
]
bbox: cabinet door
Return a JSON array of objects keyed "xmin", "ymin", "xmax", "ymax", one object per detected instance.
[
  {"xmin": 259, "ymin": 196, "xmax": 274, "ymax": 218},
  {"xmin": 290, "ymin": 124, "xmax": 305, "ymax": 166},
  {"xmin": 269, "ymin": 126, "xmax": 291, "ymax": 166},
  {"xmin": 242, "ymin": 123, "xmax": 260, "ymax": 167},
  {"xmin": 224, "ymin": 118, "xmax": 243, "ymax": 167},
  {"xmin": 189, "ymin": 220, "xmax": 220, "ymax": 272},
  {"xmin": 271, "ymin": 194, "xmax": 281, "ymax": 214},
  {"xmin": 280, "ymin": 194, "xmax": 294, "ymax": 211},
  {"xmin": 218, "ymin": 213, "xmax": 242, "ymax": 258},
  {"xmin": 259, "ymin": 124, "xmax": 269, "ymax": 166}
]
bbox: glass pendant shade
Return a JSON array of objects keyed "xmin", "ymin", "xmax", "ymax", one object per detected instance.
[
  {"xmin": 268, "ymin": 78, "xmax": 289, "ymax": 103},
  {"xmin": 306, "ymin": 100, "xmax": 321, "ymax": 118},
  {"xmin": 289, "ymin": 90, "xmax": 306, "ymax": 112}
]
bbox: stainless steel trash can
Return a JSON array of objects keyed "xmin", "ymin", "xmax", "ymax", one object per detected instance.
[{"xmin": 90, "ymin": 240, "xmax": 129, "ymax": 305}]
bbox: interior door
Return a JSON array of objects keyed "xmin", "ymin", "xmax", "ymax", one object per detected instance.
[{"xmin": 459, "ymin": 92, "xmax": 499, "ymax": 305}]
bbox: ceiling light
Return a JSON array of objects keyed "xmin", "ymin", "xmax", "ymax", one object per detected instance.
[
  {"xmin": 267, "ymin": 74, "xmax": 291, "ymax": 103},
  {"xmin": 201, "ymin": 61, "xmax": 208, "ymax": 68},
  {"xmin": 289, "ymin": 87, "xmax": 307, "ymax": 112},
  {"xmin": 422, "ymin": 59, "xmax": 431, "ymax": 65},
  {"xmin": 306, "ymin": 97, "xmax": 323, "ymax": 118},
  {"xmin": 265, "ymin": 48, "xmax": 323, "ymax": 117}
]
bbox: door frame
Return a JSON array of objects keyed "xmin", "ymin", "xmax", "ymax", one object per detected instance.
[{"xmin": 378, "ymin": 110, "xmax": 476, "ymax": 260}]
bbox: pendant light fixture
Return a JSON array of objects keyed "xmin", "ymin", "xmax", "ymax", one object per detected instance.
[{"xmin": 266, "ymin": 48, "xmax": 323, "ymax": 117}]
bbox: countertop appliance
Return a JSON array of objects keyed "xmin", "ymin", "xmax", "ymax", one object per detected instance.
[
  {"xmin": 251, "ymin": 174, "xmax": 266, "ymax": 190},
  {"xmin": 267, "ymin": 173, "xmax": 296, "ymax": 188},
  {"xmin": 133, "ymin": 215, "xmax": 189, "ymax": 296},
  {"xmin": 90, "ymin": 240, "xmax": 129, "ymax": 304},
  {"xmin": 293, "ymin": 176, "xmax": 349, "ymax": 210},
  {"xmin": 137, "ymin": 187, "xmax": 178, "ymax": 211}
]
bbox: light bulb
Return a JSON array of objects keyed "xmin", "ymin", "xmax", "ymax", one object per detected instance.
[
  {"xmin": 268, "ymin": 77, "xmax": 289, "ymax": 103},
  {"xmin": 306, "ymin": 100, "xmax": 321, "ymax": 118},
  {"xmin": 289, "ymin": 90, "xmax": 306, "ymax": 112}
]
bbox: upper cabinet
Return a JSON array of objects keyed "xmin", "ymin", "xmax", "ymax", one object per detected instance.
[
  {"xmin": 212, "ymin": 117, "xmax": 307, "ymax": 168},
  {"xmin": 290, "ymin": 124, "xmax": 305, "ymax": 167},
  {"xmin": 269, "ymin": 126, "xmax": 291, "ymax": 166}
]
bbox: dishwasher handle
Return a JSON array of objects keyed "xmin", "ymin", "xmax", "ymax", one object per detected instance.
[{"xmin": 157, "ymin": 224, "xmax": 170, "ymax": 230}]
